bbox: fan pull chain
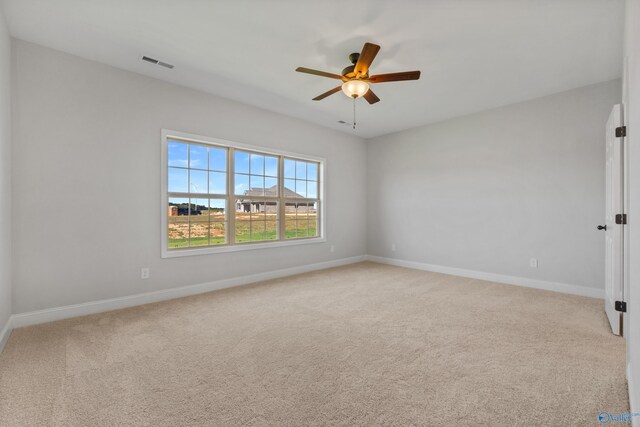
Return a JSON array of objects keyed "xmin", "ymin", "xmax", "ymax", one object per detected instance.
[{"xmin": 353, "ymin": 97, "xmax": 356, "ymax": 130}]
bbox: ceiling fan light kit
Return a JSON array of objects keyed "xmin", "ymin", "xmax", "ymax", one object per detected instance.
[{"xmin": 341, "ymin": 80, "xmax": 369, "ymax": 98}]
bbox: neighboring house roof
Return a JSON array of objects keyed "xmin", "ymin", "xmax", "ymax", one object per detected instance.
[{"xmin": 241, "ymin": 185, "xmax": 302, "ymax": 199}]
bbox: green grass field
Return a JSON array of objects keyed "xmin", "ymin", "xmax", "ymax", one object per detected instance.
[{"xmin": 168, "ymin": 211, "xmax": 317, "ymax": 249}]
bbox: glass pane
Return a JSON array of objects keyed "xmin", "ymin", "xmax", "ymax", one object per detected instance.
[
  {"xmin": 189, "ymin": 198, "xmax": 209, "ymax": 217},
  {"xmin": 307, "ymin": 181, "xmax": 318, "ymax": 199},
  {"xmin": 250, "ymin": 154, "xmax": 264, "ymax": 175},
  {"xmin": 307, "ymin": 162, "xmax": 318, "ymax": 181},
  {"xmin": 209, "ymin": 171, "xmax": 226, "ymax": 195},
  {"xmin": 189, "ymin": 205, "xmax": 209, "ymax": 248},
  {"xmin": 249, "ymin": 175, "xmax": 264, "ymax": 196},
  {"xmin": 265, "ymin": 177, "xmax": 277, "ymax": 195},
  {"xmin": 168, "ymin": 197, "xmax": 188, "ymax": 216},
  {"xmin": 296, "ymin": 180, "xmax": 307, "ymax": 198},
  {"xmin": 284, "ymin": 179, "xmax": 296, "ymax": 196},
  {"xmin": 168, "ymin": 141, "xmax": 188, "ymax": 167},
  {"xmin": 235, "ymin": 150, "xmax": 250, "ymax": 174},
  {"xmin": 235, "ymin": 221, "xmax": 251, "ymax": 243},
  {"xmin": 189, "ymin": 222, "xmax": 209, "ymax": 246},
  {"xmin": 168, "ymin": 197, "xmax": 189, "ymax": 248},
  {"xmin": 235, "ymin": 199, "xmax": 250, "ymax": 216},
  {"xmin": 265, "ymin": 156, "xmax": 278, "ymax": 177},
  {"xmin": 234, "ymin": 174, "xmax": 249, "ymax": 195},
  {"xmin": 190, "ymin": 145, "xmax": 208, "ymax": 170},
  {"xmin": 264, "ymin": 202, "xmax": 278, "ymax": 217},
  {"xmin": 296, "ymin": 161, "xmax": 307, "ymax": 180},
  {"xmin": 168, "ymin": 167, "xmax": 188, "ymax": 193},
  {"xmin": 251, "ymin": 220, "xmax": 266, "ymax": 241},
  {"xmin": 210, "ymin": 147, "xmax": 226, "ymax": 171},
  {"xmin": 251, "ymin": 202, "xmax": 265, "ymax": 220},
  {"xmin": 284, "ymin": 159, "xmax": 295, "ymax": 178},
  {"xmin": 235, "ymin": 200, "xmax": 252, "ymax": 244},
  {"xmin": 189, "ymin": 169, "xmax": 208, "ymax": 194},
  {"xmin": 309, "ymin": 203, "xmax": 318, "ymax": 237},
  {"xmin": 266, "ymin": 219, "xmax": 278, "ymax": 240},
  {"xmin": 285, "ymin": 202, "xmax": 296, "ymax": 216},
  {"xmin": 209, "ymin": 199, "xmax": 226, "ymax": 222},
  {"xmin": 285, "ymin": 215, "xmax": 297, "ymax": 239},
  {"xmin": 210, "ymin": 222, "xmax": 226, "ymax": 245},
  {"xmin": 297, "ymin": 220, "xmax": 310, "ymax": 238},
  {"xmin": 295, "ymin": 202, "xmax": 308, "ymax": 218}
]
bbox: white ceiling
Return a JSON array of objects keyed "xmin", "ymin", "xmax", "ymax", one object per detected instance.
[{"xmin": 0, "ymin": 0, "xmax": 624, "ymax": 138}]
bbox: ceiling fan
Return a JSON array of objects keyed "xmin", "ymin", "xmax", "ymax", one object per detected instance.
[{"xmin": 295, "ymin": 42, "xmax": 421, "ymax": 105}]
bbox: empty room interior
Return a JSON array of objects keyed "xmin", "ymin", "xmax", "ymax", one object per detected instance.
[{"xmin": 2, "ymin": 0, "xmax": 640, "ymax": 425}]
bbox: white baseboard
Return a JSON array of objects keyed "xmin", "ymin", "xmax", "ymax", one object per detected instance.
[
  {"xmin": 629, "ymin": 364, "xmax": 639, "ymax": 427},
  {"xmin": 366, "ymin": 255, "xmax": 604, "ymax": 299},
  {"xmin": 10, "ymin": 255, "xmax": 367, "ymax": 329},
  {"xmin": 0, "ymin": 315, "xmax": 12, "ymax": 353}
]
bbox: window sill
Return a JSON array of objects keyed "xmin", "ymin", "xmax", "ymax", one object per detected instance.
[{"xmin": 161, "ymin": 237, "xmax": 327, "ymax": 258}]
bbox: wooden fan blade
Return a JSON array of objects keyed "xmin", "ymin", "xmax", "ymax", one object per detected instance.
[
  {"xmin": 296, "ymin": 67, "xmax": 345, "ymax": 81},
  {"xmin": 363, "ymin": 89, "xmax": 380, "ymax": 104},
  {"xmin": 312, "ymin": 86, "xmax": 342, "ymax": 101},
  {"xmin": 354, "ymin": 43, "xmax": 380, "ymax": 77},
  {"xmin": 368, "ymin": 71, "xmax": 421, "ymax": 83}
]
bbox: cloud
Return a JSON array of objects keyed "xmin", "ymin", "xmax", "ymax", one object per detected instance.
[{"xmin": 169, "ymin": 159, "xmax": 189, "ymax": 167}]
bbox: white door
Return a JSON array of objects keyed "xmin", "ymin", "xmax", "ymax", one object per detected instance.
[{"xmin": 603, "ymin": 104, "xmax": 624, "ymax": 336}]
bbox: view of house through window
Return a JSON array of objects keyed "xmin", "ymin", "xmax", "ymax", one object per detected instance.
[{"xmin": 165, "ymin": 137, "xmax": 322, "ymax": 252}]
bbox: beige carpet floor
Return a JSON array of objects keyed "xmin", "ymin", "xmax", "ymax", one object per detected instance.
[{"xmin": 0, "ymin": 262, "xmax": 628, "ymax": 426}]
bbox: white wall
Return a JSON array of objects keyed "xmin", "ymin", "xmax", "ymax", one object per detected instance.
[
  {"xmin": 367, "ymin": 80, "xmax": 621, "ymax": 292},
  {"xmin": 624, "ymin": 0, "xmax": 640, "ymax": 416},
  {"xmin": 0, "ymin": 9, "xmax": 11, "ymax": 338},
  {"xmin": 11, "ymin": 40, "xmax": 367, "ymax": 314}
]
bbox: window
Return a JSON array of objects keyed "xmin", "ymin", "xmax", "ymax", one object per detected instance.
[
  {"xmin": 283, "ymin": 159, "xmax": 319, "ymax": 239},
  {"xmin": 162, "ymin": 130, "xmax": 324, "ymax": 257}
]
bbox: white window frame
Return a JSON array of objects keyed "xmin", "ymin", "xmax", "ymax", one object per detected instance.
[{"xmin": 161, "ymin": 129, "xmax": 326, "ymax": 258}]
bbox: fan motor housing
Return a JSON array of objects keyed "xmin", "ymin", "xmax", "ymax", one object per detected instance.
[
  {"xmin": 342, "ymin": 52, "xmax": 368, "ymax": 79},
  {"xmin": 341, "ymin": 65, "xmax": 355, "ymax": 77}
]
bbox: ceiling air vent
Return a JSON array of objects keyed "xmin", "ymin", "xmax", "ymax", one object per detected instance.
[{"xmin": 141, "ymin": 56, "xmax": 174, "ymax": 69}]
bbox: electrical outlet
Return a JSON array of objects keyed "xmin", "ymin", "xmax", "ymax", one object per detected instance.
[
  {"xmin": 330, "ymin": 245, "xmax": 335, "ymax": 253},
  {"xmin": 141, "ymin": 268, "xmax": 150, "ymax": 279},
  {"xmin": 529, "ymin": 258, "xmax": 538, "ymax": 268},
  {"xmin": 391, "ymin": 243, "xmax": 397, "ymax": 252}
]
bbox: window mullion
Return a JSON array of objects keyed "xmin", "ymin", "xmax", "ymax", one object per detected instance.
[
  {"xmin": 278, "ymin": 155, "xmax": 285, "ymax": 241},
  {"xmin": 187, "ymin": 145, "xmax": 192, "ymax": 247},
  {"xmin": 228, "ymin": 147, "xmax": 236, "ymax": 245}
]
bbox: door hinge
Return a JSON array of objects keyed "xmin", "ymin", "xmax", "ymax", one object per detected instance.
[
  {"xmin": 616, "ymin": 214, "xmax": 627, "ymax": 225},
  {"xmin": 615, "ymin": 301, "xmax": 627, "ymax": 313},
  {"xmin": 616, "ymin": 126, "xmax": 627, "ymax": 137}
]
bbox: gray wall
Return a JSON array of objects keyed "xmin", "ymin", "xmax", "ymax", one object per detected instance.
[
  {"xmin": 0, "ymin": 10, "xmax": 11, "ymax": 331},
  {"xmin": 624, "ymin": 0, "xmax": 640, "ymax": 412},
  {"xmin": 11, "ymin": 40, "xmax": 367, "ymax": 313},
  {"xmin": 367, "ymin": 79, "xmax": 621, "ymax": 291}
]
